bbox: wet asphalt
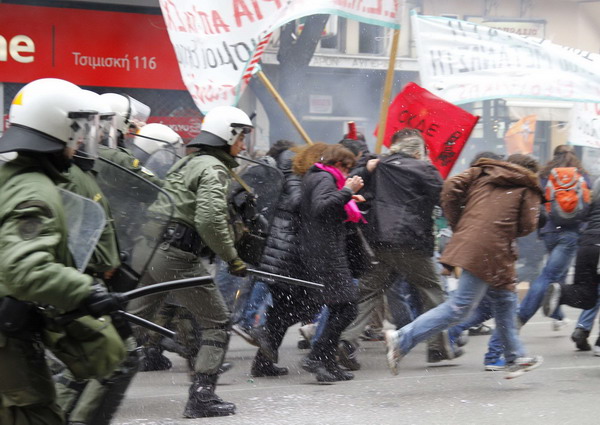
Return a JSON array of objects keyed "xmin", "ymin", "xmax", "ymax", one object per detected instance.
[{"xmin": 113, "ymin": 306, "xmax": 600, "ymax": 425}]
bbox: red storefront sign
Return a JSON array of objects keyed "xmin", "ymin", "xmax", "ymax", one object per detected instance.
[{"xmin": 0, "ymin": 4, "xmax": 185, "ymax": 90}]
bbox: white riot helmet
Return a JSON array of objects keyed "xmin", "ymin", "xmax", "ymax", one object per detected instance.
[
  {"xmin": 132, "ymin": 123, "xmax": 184, "ymax": 163},
  {"xmin": 0, "ymin": 78, "xmax": 99, "ymax": 155},
  {"xmin": 100, "ymin": 93, "xmax": 151, "ymax": 135},
  {"xmin": 188, "ymin": 106, "xmax": 253, "ymax": 148}
]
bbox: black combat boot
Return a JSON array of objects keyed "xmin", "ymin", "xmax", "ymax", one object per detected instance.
[
  {"xmin": 139, "ymin": 347, "xmax": 172, "ymax": 372},
  {"xmin": 251, "ymin": 352, "xmax": 289, "ymax": 377},
  {"xmin": 183, "ymin": 374, "xmax": 235, "ymax": 418}
]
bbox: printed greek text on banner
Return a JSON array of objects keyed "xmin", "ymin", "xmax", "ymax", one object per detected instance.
[
  {"xmin": 412, "ymin": 13, "xmax": 600, "ymax": 105},
  {"xmin": 159, "ymin": 0, "xmax": 403, "ymax": 113}
]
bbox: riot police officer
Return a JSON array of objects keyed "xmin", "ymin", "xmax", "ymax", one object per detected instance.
[
  {"xmin": 128, "ymin": 105, "xmax": 252, "ymax": 418},
  {"xmin": 98, "ymin": 93, "xmax": 162, "ymax": 186},
  {"xmin": 0, "ymin": 78, "xmax": 125, "ymax": 425}
]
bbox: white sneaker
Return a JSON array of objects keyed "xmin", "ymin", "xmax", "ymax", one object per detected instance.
[
  {"xmin": 593, "ymin": 345, "xmax": 600, "ymax": 357},
  {"xmin": 384, "ymin": 330, "xmax": 404, "ymax": 375},
  {"xmin": 552, "ymin": 318, "xmax": 570, "ymax": 331},
  {"xmin": 542, "ymin": 282, "xmax": 561, "ymax": 317},
  {"xmin": 505, "ymin": 355, "xmax": 543, "ymax": 379},
  {"xmin": 299, "ymin": 323, "xmax": 317, "ymax": 343}
]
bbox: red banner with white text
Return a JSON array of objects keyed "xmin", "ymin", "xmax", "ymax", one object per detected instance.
[
  {"xmin": 382, "ymin": 82, "xmax": 479, "ymax": 178},
  {"xmin": 0, "ymin": 4, "xmax": 185, "ymax": 90}
]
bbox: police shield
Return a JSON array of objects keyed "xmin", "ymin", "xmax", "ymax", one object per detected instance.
[
  {"xmin": 59, "ymin": 189, "xmax": 107, "ymax": 272},
  {"xmin": 144, "ymin": 148, "xmax": 181, "ymax": 179},
  {"xmin": 93, "ymin": 157, "xmax": 174, "ymax": 291},
  {"xmin": 229, "ymin": 157, "xmax": 284, "ymax": 266}
]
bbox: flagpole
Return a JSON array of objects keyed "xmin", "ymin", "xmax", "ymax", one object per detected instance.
[
  {"xmin": 375, "ymin": 28, "xmax": 400, "ymax": 154},
  {"xmin": 256, "ymin": 70, "xmax": 314, "ymax": 146}
]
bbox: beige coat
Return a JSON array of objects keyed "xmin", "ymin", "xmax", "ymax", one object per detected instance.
[{"xmin": 440, "ymin": 159, "xmax": 543, "ymax": 290}]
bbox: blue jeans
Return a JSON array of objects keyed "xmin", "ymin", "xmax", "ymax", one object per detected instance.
[
  {"xmin": 387, "ymin": 280, "xmax": 421, "ymax": 328},
  {"xmin": 238, "ymin": 281, "xmax": 272, "ymax": 329},
  {"xmin": 518, "ymin": 230, "xmax": 579, "ymax": 324},
  {"xmin": 576, "ymin": 284, "xmax": 600, "ymax": 331},
  {"xmin": 396, "ymin": 270, "xmax": 525, "ymax": 363},
  {"xmin": 448, "ymin": 291, "xmax": 494, "ymax": 344}
]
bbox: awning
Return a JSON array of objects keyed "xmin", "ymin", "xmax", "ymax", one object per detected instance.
[{"xmin": 505, "ymin": 99, "xmax": 573, "ymax": 121}]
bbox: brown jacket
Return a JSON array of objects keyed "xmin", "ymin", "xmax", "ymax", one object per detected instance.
[{"xmin": 440, "ymin": 159, "xmax": 542, "ymax": 290}]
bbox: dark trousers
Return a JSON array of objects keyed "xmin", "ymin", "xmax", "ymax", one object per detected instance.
[
  {"xmin": 561, "ymin": 244, "xmax": 600, "ymax": 310},
  {"xmin": 310, "ymin": 302, "xmax": 358, "ymax": 365},
  {"xmin": 256, "ymin": 285, "xmax": 320, "ymax": 364}
]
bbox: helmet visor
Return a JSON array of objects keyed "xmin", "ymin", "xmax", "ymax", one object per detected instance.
[
  {"xmin": 98, "ymin": 113, "xmax": 117, "ymax": 149},
  {"xmin": 128, "ymin": 97, "xmax": 151, "ymax": 131},
  {"xmin": 67, "ymin": 111, "xmax": 99, "ymax": 158},
  {"xmin": 231, "ymin": 123, "xmax": 253, "ymax": 135}
]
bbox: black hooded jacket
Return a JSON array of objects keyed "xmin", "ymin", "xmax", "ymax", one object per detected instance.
[{"xmin": 363, "ymin": 152, "xmax": 443, "ymax": 255}]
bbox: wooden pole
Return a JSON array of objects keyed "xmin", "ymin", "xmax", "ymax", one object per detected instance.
[
  {"xmin": 256, "ymin": 70, "xmax": 314, "ymax": 145},
  {"xmin": 375, "ymin": 28, "xmax": 401, "ymax": 154}
]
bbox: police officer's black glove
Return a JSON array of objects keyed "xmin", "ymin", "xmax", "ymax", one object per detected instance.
[
  {"xmin": 228, "ymin": 257, "xmax": 248, "ymax": 277},
  {"xmin": 83, "ymin": 290, "xmax": 126, "ymax": 318}
]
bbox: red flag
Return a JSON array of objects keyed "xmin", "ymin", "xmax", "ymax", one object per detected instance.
[{"xmin": 381, "ymin": 83, "xmax": 479, "ymax": 178}]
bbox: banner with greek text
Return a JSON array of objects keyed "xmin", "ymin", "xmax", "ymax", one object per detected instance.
[
  {"xmin": 159, "ymin": 0, "xmax": 403, "ymax": 113},
  {"xmin": 412, "ymin": 13, "xmax": 600, "ymax": 105},
  {"xmin": 569, "ymin": 103, "xmax": 600, "ymax": 148}
]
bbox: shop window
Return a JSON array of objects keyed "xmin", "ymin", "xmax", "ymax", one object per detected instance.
[
  {"xmin": 319, "ymin": 16, "xmax": 345, "ymax": 52},
  {"xmin": 359, "ymin": 23, "xmax": 384, "ymax": 54}
]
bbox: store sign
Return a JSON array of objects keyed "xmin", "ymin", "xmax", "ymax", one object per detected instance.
[
  {"xmin": 0, "ymin": 4, "xmax": 185, "ymax": 90},
  {"xmin": 465, "ymin": 17, "xmax": 545, "ymax": 38},
  {"xmin": 309, "ymin": 94, "xmax": 333, "ymax": 114},
  {"xmin": 569, "ymin": 102, "xmax": 600, "ymax": 148},
  {"xmin": 413, "ymin": 13, "xmax": 600, "ymax": 105}
]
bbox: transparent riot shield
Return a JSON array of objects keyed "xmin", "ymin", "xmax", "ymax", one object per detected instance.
[
  {"xmin": 57, "ymin": 188, "xmax": 106, "ymax": 272},
  {"xmin": 229, "ymin": 157, "xmax": 284, "ymax": 266},
  {"xmin": 93, "ymin": 157, "xmax": 174, "ymax": 291},
  {"xmin": 144, "ymin": 148, "xmax": 181, "ymax": 180}
]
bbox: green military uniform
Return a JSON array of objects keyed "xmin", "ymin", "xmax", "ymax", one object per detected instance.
[
  {"xmin": 54, "ymin": 163, "xmax": 136, "ymax": 425},
  {"xmin": 129, "ymin": 146, "xmax": 238, "ymax": 376},
  {"xmin": 0, "ymin": 155, "xmax": 93, "ymax": 425},
  {"xmin": 62, "ymin": 164, "xmax": 121, "ymax": 276},
  {"xmin": 98, "ymin": 145, "xmax": 163, "ymax": 187}
]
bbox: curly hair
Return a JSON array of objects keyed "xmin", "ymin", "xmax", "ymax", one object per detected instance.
[
  {"xmin": 320, "ymin": 144, "xmax": 356, "ymax": 170},
  {"xmin": 292, "ymin": 142, "xmax": 329, "ymax": 176}
]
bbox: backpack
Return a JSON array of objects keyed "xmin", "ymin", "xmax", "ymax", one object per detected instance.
[{"xmin": 544, "ymin": 167, "xmax": 591, "ymax": 226}]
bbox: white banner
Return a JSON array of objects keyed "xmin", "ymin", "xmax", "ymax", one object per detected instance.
[
  {"xmin": 412, "ymin": 13, "xmax": 600, "ymax": 105},
  {"xmin": 569, "ymin": 103, "xmax": 600, "ymax": 148},
  {"xmin": 160, "ymin": 0, "xmax": 402, "ymax": 113}
]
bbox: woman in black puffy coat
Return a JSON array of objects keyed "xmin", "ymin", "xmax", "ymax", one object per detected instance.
[
  {"xmin": 249, "ymin": 143, "xmax": 329, "ymax": 377},
  {"xmin": 299, "ymin": 144, "xmax": 364, "ymax": 382}
]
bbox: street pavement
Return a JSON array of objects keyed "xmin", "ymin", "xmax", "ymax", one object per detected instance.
[{"xmin": 113, "ymin": 307, "xmax": 600, "ymax": 425}]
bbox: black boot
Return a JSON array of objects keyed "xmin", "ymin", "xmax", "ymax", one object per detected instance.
[
  {"xmin": 327, "ymin": 363, "xmax": 354, "ymax": 381},
  {"xmin": 301, "ymin": 357, "xmax": 346, "ymax": 383},
  {"xmin": 139, "ymin": 347, "xmax": 172, "ymax": 372},
  {"xmin": 183, "ymin": 374, "xmax": 235, "ymax": 418},
  {"xmin": 251, "ymin": 354, "xmax": 289, "ymax": 377},
  {"xmin": 571, "ymin": 328, "xmax": 591, "ymax": 351}
]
